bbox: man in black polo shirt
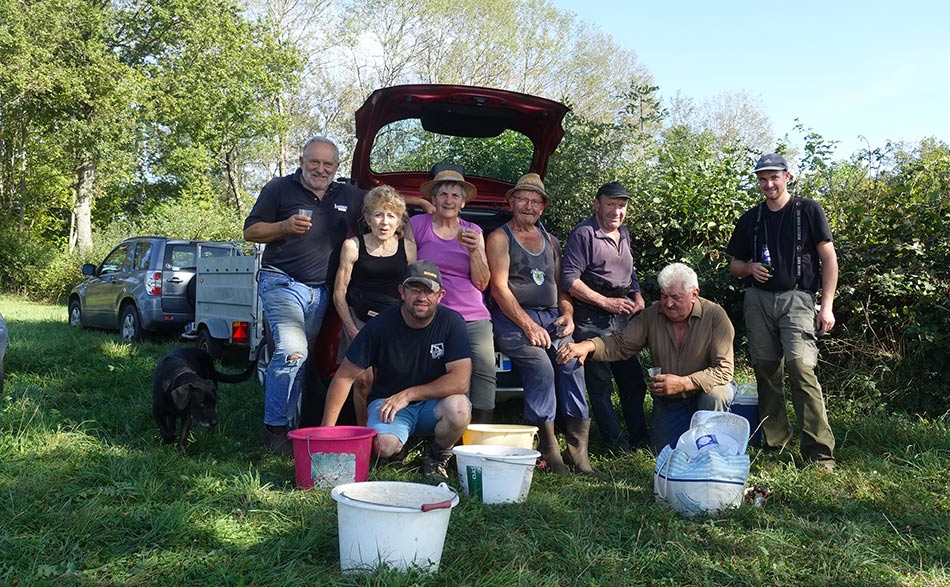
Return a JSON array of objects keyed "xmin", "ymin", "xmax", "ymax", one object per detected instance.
[{"xmin": 244, "ymin": 136, "xmax": 366, "ymax": 454}]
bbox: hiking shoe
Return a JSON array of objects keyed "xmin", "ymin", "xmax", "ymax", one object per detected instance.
[
  {"xmin": 422, "ymin": 443, "xmax": 453, "ymax": 485},
  {"xmin": 264, "ymin": 424, "xmax": 292, "ymax": 457}
]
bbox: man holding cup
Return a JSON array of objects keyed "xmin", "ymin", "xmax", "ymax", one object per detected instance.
[
  {"xmin": 243, "ymin": 136, "xmax": 367, "ymax": 454},
  {"xmin": 557, "ymin": 263, "xmax": 735, "ymax": 451}
]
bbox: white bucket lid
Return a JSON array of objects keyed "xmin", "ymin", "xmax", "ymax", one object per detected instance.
[
  {"xmin": 453, "ymin": 445, "xmax": 540, "ymax": 459},
  {"xmin": 331, "ymin": 481, "xmax": 459, "ymax": 512}
]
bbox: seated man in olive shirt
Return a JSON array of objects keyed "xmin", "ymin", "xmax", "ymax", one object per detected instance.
[{"xmin": 557, "ymin": 263, "xmax": 735, "ymax": 451}]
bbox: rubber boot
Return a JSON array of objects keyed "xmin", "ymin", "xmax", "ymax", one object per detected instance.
[
  {"xmin": 471, "ymin": 408, "xmax": 494, "ymax": 425},
  {"xmin": 534, "ymin": 421, "xmax": 569, "ymax": 475},
  {"xmin": 562, "ymin": 416, "xmax": 593, "ymax": 474}
]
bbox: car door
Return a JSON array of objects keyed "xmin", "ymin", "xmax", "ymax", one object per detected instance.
[
  {"xmin": 84, "ymin": 242, "xmax": 134, "ymax": 327},
  {"xmin": 161, "ymin": 242, "xmax": 198, "ymax": 314}
]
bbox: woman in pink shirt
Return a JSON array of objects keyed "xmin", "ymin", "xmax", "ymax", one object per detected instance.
[{"xmin": 411, "ymin": 169, "xmax": 495, "ymax": 423}]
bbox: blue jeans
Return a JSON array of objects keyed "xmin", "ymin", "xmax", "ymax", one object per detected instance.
[
  {"xmin": 492, "ymin": 307, "xmax": 588, "ymax": 423},
  {"xmin": 258, "ymin": 271, "xmax": 330, "ymax": 427},
  {"xmin": 366, "ymin": 398, "xmax": 442, "ymax": 444},
  {"xmin": 573, "ymin": 306, "xmax": 648, "ymax": 448}
]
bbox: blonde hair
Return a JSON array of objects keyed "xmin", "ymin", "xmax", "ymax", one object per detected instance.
[{"xmin": 362, "ymin": 185, "xmax": 407, "ymax": 232}]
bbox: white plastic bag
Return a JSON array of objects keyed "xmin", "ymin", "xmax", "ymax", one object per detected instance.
[
  {"xmin": 675, "ymin": 410, "xmax": 750, "ymax": 458},
  {"xmin": 653, "ymin": 411, "xmax": 751, "ymax": 516}
]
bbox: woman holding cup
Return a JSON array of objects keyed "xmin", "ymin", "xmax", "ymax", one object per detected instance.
[
  {"xmin": 333, "ymin": 185, "xmax": 417, "ymax": 425},
  {"xmin": 410, "ymin": 168, "xmax": 496, "ymax": 423}
]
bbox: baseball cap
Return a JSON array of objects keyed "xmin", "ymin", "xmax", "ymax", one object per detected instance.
[
  {"xmin": 753, "ymin": 153, "xmax": 788, "ymax": 173},
  {"xmin": 402, "ymin": 260, "xmax": 443, "ymax": 291},
  {"xmin": 596, "ymin": 181, "xmax": 631, "ymax": 199}
]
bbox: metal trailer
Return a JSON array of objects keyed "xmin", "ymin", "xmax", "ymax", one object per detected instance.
[{"xmin": 183, "ymin": 241, "xmax": 267, "ymax": 380}]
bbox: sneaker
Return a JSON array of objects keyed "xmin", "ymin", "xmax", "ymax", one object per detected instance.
[
  {"xmin": 264, "ymin": 424, "xmax": 292, "ymax": 457},
  {"xmin": 422, "ymin": 443, "xmax": 453, "ymax": 485}
]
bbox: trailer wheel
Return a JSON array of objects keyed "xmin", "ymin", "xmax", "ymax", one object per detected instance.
[{"xmin": 196, "ymin": 329, "xmax": 223, "ymax": 359}]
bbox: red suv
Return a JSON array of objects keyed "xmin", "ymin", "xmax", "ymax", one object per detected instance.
[{"xmin": 301, "ymin": 85, "xmax": 569, "ymax": 421}]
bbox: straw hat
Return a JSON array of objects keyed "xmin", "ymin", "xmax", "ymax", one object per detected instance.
[
  {"xmin": 418, "ymin": 170, "xmax": 477, "ymax": 202},
  {"xmin": 504, "ymin": 173, "xmax": 549, "ymax": 204}
]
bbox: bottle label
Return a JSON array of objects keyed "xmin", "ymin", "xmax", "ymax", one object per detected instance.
[{"xmin": 695, "ymin": 434, "xmax": 720, "ymax": 451}]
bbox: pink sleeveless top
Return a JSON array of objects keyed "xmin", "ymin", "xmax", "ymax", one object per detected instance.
[{"xmin": 410, "ymin": 214, "xmax": 490, "ymax": 321}]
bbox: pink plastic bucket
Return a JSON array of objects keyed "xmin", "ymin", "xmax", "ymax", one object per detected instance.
[{"xmin": 287, "ymin": 426, "xmax": 377, "ymax": 488}]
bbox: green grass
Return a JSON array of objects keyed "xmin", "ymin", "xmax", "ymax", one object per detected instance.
[{"xmin": 1, "ymin": 295, "xmax": 948, "ymax": 586}]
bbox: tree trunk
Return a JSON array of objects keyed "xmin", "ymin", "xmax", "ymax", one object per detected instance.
[
  {"xmin": 73, "ymin": 159, "xmax": 96, "ymax": 254},
  {"xmin": 225, "ymin": 148, "xmax": 242, "ymax": 213},
  {"xmin": 276, "ymin": 94, "xmax": 286, "ymax": 176}
]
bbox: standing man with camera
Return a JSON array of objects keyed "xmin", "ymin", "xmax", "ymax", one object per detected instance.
[{"xmin": 726, "ymin": 153, "xmax": 838, "ymax": 471}]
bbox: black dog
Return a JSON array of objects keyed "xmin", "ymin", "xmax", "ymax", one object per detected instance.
[{"xmin": 152, "ymin": 348, "xmax": 254, "ymax": 452}]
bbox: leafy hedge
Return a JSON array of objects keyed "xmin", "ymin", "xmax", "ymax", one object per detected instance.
[{"xmin": 545, "ymin": 120, "xmax": 950, "ymax": 417}]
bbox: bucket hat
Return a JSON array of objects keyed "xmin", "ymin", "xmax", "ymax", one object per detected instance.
[
  {"xmin": 419, "ymin": 170, "xmax": 477, "ymax": 203},
  {"xmin": 504, "ymin": 173, "xmax": 549, "ymax": 204}
]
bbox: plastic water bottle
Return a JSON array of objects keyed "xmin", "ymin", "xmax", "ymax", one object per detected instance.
[
  {"xmin": 695, "ymin": 433, "xmax": 721, "ymax": 452},
  {"xmin": 676, "ymin": 422, "xmax": 741, "ymax": 457}
]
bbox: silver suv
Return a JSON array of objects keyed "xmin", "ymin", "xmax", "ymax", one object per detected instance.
[{"xmin": 68, "ymin": 237, "xmax": 225, "ymax": 341}]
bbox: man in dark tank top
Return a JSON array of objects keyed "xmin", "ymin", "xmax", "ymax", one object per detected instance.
[{"xmin": 485, "ymin": 173, "xmax": 592, "ymax": 475}]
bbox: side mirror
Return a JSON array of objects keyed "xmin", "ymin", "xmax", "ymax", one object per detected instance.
[{"xmin": 81, "ymin": 263, "xmax": 97, "ymax": 276}]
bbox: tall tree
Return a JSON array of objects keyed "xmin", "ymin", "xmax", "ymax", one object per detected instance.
[{"xmin": 143, "ymin": 0, "xmax": 301, "ymax": 211}]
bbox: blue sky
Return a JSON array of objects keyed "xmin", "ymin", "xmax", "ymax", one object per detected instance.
[{"xmin": 551, "ymin": 0, "xmax": 949, "ymax": 158}]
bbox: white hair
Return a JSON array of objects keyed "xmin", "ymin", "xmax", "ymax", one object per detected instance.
[
  {"xmin": 657, "ymin": 263, "xmax": 699, "ymax": 292},
  {"xmin": 301, "ymin": 135, "xmax": 339, "ymax": 163}
]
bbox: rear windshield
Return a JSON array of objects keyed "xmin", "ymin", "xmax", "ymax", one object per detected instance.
[
  {"xmin": 370, "ymin": 119, "xmax": 533, "ymax": 184},
  {"xmin": 163, "ymin": 244, "xmax": 198, "ymax": 270}
]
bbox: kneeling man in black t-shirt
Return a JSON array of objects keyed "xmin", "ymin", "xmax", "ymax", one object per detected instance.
[{"xmin": 322, "ymin": 260, "xmax": 472, "ymax": 484}]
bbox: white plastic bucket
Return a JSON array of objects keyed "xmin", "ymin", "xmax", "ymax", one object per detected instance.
[
  {"xmin": 330, "ymin": 481, "xmax": 459, "ymax": 573},
  {"xmin": 461, "ymin": 424, "xmax": 538, "ymax": 449},
  {"xmin": 452, "ymin": 445, "xmax": 540, "ymax": 504}
]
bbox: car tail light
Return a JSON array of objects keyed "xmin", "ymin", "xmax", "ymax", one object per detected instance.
[
  {"xmin": 232, "ymin": 321, "xmax": 250, "ymax": 345},
  {"xmin": 146, "ymin": 272, "xmax": 162, "ymax": 296}
]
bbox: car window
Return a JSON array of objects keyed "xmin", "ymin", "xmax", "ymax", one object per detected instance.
[
  {"xmin": 132, "ymin": 240, "xmax": 154, "ymax": 271},
  {"xmin": 370, "ymin": 119, "xmax": 532, "ymax": 184},
  {"xmin": 165, "ymin": 245, "xmax": 197, "ymax": 270},
  {"xmin": 100, "ymin": 243, "xmax": 132, "ymax": 275},
  {"xmin": 202, "ymin": 246, "xmax": 232, "ymax": 258}
]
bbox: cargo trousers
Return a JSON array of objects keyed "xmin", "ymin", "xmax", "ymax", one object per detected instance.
[{"xmin": 743, "ymin": 287, "xmax": 835, "ymax": 464}]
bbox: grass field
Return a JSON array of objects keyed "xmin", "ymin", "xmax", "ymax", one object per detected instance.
[{"xmin": 1, "ymin": 295, "xmax": 948, "ymax": 586}]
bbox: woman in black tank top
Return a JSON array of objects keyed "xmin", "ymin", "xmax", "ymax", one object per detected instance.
[{"xmin": 333, "ymin": 185, "xmax": 418, "ymax": 424}]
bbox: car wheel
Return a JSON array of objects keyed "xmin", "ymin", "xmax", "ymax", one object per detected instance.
[
  {"xmin": 119, "ymin": 305, "xmax": 142, "ymax": 342},
  {"xmin": 68, "ymin": 299, "xmax": 84, "ymax": 328},
  {"xmin": 196, "ymin": 329, "xmax": 223, "ymax": 359}
]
